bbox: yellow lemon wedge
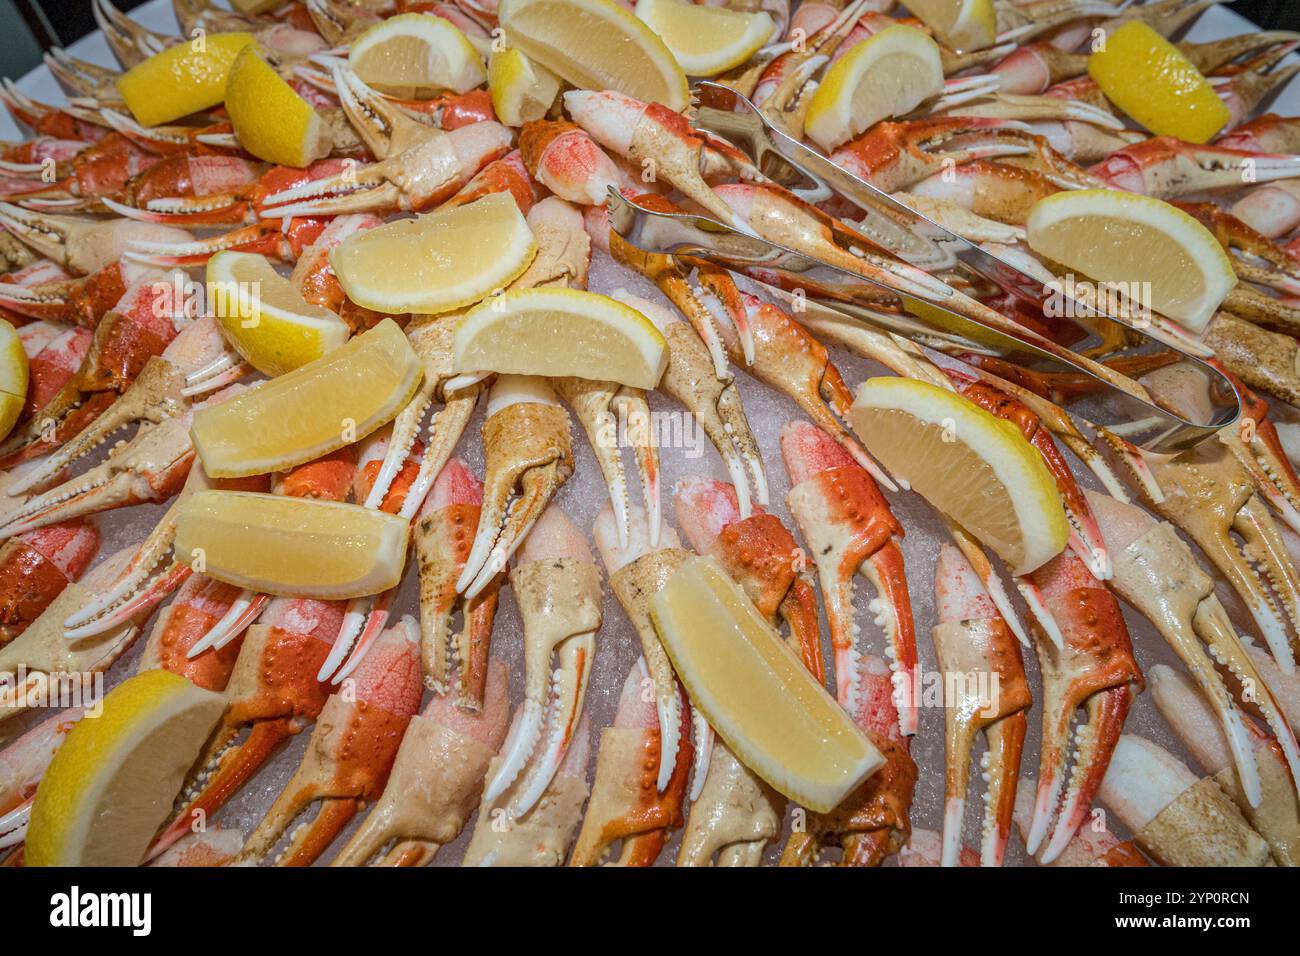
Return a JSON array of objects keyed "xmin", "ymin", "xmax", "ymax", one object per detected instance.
[
  {"xmin": 850, "ymin": 377, "xmax": 1068, "ymax": 574},
  {"xmin": 26, "ymin": 670, "xmax": 226, "ymax": 867},
  {"xmin": 488, "ymin": 46, "xmax": 562, "ymax": 126},
  {"xmin": 174, "ymin": 491, "xmax": 409, "ymax": 599},
  {"xmin": 500, "ymin": 0, "xmax": 690, "ymax": 111},
  {"xmin": 634, "ymin": 0, "xmax": 775, "ymax": 76},
  {"xmin": 116, "ymin": 31, "xmax": 256, "ymax": 127},
  {"xmin": 225, "ymin": 45, "xmax": 333, "ymax": 167},
  {"xmin": 1088, "ymin": 21, "xmax": 1229, "ymax": 144},
  {"xmin": 1026, "ymin": 188, "xmax": 1237, "ymax": 333},
  {"xmin": 805, "ymin": 25, "xmax": 944, "ymax": 151},
  {"xmin": 207, "ymin": 251, "xmax": 350, "ymax": 376},
  {"xmin": 453, "ymin": 287, "xmax": 668, "ymax": 388},
  {"xmin": 900, "ymin": 0, "xmax": 995, "ymax": 53},
  {"xmin": 330, "ymin": 192, "xmax": 537, "ymax": 314},
  {"xmin": 0, "ymin": 319, "xmax": 29, "ymax": 442},
  {"xmin": 649, "ymin": 555, "xmax": 884, "ymax": 812},
  {"xmin": 190, "ymin": 318, "xmax": 421, "ymax": 477},
  {"xmin": 348, "ymin": 13, "xmax": 487, "ymax": 98}
]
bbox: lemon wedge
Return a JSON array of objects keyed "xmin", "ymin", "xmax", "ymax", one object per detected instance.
[
  {"xmin": 851, "ymin": 377, "xmax": 1068, "ymax": 574},
  {"xmin": 349, "ymin": 13, "xmax": 486, "ymax": 98},
  {"xmin": 1026, "ymin": 189, "xmax": 1236, "ymax": 333},
  {"xmin": 489, "ymin": 46, "xmax": 562, "ymax": 126},
  {"xmin": 500, "ymin": 0, "xmax": 690, "ymax": 112},
  {"xmin": 26, "ymin": 670, "xmax": 226, "ymax": 867},
  {"xmin": 634, "ymin": 0, "xmax": 775, "ymax": 76},
  {"xmin": 191, "ymin": 318, "xmax": 421, "ymax": 477},
  {"xmin": 805, "ymin": 25, "xmax": 944, "ymax": 151},
  {"xmin": 650, "ymin": 556, "xmax": 883, "ymax": 812},
  {"xmin": 901, "ymin": 0, "xmax": 995, "ymax": 53},
  {"xmin": 331, "ymin": 192, "xmax": 536, "ymax": 314},
  {"xmin": 0, "ymin": 319, "xmax": 29, "ymax": 442},
  {"xmin": 225, "ymin": 45, "xmax": 333, "ymax": 167},
  {"xmin": 1088, "ymin": 21, "xmax": 1228, "ymax": 144},
  {"xmin": 116, "ymin": 31, "xmax": 256, "ymax": 127},
  {"xmin": 453, "ymin": 287, "xmax": 668, "ymax": 388},
  {"xmin": 207, "ymin": 251, "xmax": 350, "ymax": 376},
  {"xmin": 174, "ymin": 491, "xmax": 409, "ymax": 599}
]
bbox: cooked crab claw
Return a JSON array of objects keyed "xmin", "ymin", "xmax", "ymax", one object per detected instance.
[
  {"xmin": 1098, "ymin": 734, "xmax": 1272, "ymax": 867},
  {"xmin": 463, "ymin": 712, "xmax": 592, "ymax": 867},
  {"xmin": 0, "ymin": 202, "xmax": 190, "ymax": 275},
  {"xmin": 931, "ymin": 544, "xmax": 1031, "ymax": 867},
  {"xmin": 0, "ymin": 707, "xmax": 83, "ymax": 850},
  {"xmin": 331, "ymin": 660, "xmax": 510, "ymax": 866},
  {"xmin": 483, "ymin": 504, "xmax": 601, "ymax": 816},
  {"xmin": 413, "ymin": 457, "xmax": 500, "ymax": 705},
  {"xmin": 1086, "ymin": 489, "xmax": 1300, "ymax": 810},
  {"xmin": 144, "ymin": 595, "xmax": 344, "ymax": 862},
  {"xmin": 611, "ymin": 291, "xmax": 767, "ymax": 515},
  {"xmin": 779, "ymin": 654, "xmax": 917, "ymax": 867},
  {"xmin": 238, "ymin": 616, "xmax": 423, "ymax": 866},
  {"xmin": 1103, "ymin": 435, "xmax": 1300, "ymax": 676},
  {"xmin": 1151, "ymin": 664, "xmax": 1300, "ymax": 866},
  {"xmin": 594, "ymin": 502, "xmax": 688, "ymax": 791},
  {"xmin": 1024, "ymin": 549, "xmax": 1143, "ymax": 864},
  {"xmin": 259, "ymin": 122, "xmax": 513, "ymax": 218},
  {"xmin": 782, "ymin": 420, "xmax": 916, "ymax": 733},
  {"xmin": 569, "ymin": 657, "xmax": 692, "ymax": 866},
  {"xmin": 1011, "ymin": 775, "xmax": 1149, "ymax": 866},
  {"xmin": 457, "ymin": 375, "xmax": 575, "ymax": 599},
  {"xmin": 677, "ymin": 738, "xmax": 783, "ymax": 867}
]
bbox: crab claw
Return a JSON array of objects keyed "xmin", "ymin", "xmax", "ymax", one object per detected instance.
[
  {"xmin": 1098, "ymin": 734, "xmax": 1272, "ymax": 867},
  {"xmin": 594, "ymin": 502, "xmax": 688, "ymax": 792},
  {"xmin": 1086, "ymin": 489, "xmax": 1300, "ymax": 805},
  {"xmin": 144, "ymin": 595, "xmax": 343, "ymax": 862},
  {"xmin": 782, "ymin": 420, "xmax": 916, "ymax": 733},
  {"xmin": 331, "ymin": 659, "xmax": 510, "ymax": 866},
  {"xmin": 1010, "ymin": 775, "xmax": 1149, "ymax": 866},
  {"xmin": 569, "ymin": 657, "xmax": 692, "ymax": 866},
  {"xmin": 259, "ymin": 122, "xmax": 512, "ymax": 218},
  {"xmin": 1024, "ymin": 549, "xmax": 1142, "ymax": 864},
  {"xmin": 0, "ymin": 202, "xmax": 190, "ymax": 275},
  {"xmin": 930, "ymin": 544, "xmax": 1031, "ymax": 867},
  {"xmin": 457, "ymin": 375, "xmax": 574, "ymax": 599},
  {"xmin": 238, "ymin": 616, "xmax": 423, "ymax": 866},
  {"xmin": 611, "ymin": 291, "xmax": 767, "ymax": 514},
  {"xmin": 414, "ymin": 458, "xmax": 499, "ymax": 706},
  {"xmin": 483, "ymin": 505, "xmax": 601, "ymax": 816}
]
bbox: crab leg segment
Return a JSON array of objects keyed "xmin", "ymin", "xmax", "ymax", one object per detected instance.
[
  {"xmin": 569, "ymin": 658, "xmax": 692, "ymax": 866},
  {"xmin": 483, "ymin": 505, "xmax": 601, "ymax": 816},
  {"xmin": 332, "ymin": 660, "xmax": 510, "ymax": 866},
  {"xmin": 238, "ymin": 617, "xmax": 422, "ymax": 866},
  {"xmin": 457, "ymin": 375, "xmax": 575, "ymax": 599},
  {"xmin": 931, "ymin": 544, "xmax": 1031, "ymax": 867},
  {"xmin": 781, "ymin": 420, "xmax": 916, "ymax": 733}
]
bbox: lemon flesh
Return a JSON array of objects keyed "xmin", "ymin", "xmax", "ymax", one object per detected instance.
[
  {"xmin": 453, "ymin": 287, "xmax": 668, "ymax": 388},
  {"xmin": 901, "ymin": 0, "xmax": 995, "ymax": 53},
  {"xmin": 117, "ymin": 32, "xmax": 256, "ymax": 127},
  {"xmin": 650, "ymin": 556, "xmax": 883, "ymax": 812},
  {"xmin": 26, "ymin": 671, "xmax": 226, "ymax": 867},
  {"xmin": 634, "ymin": 0, "xmax": 775, "ymax": 76},
  {"xmin": 805, "ymin": 25, "xmax": 944, "ymax": 151},
  {"xmin": 331, "ymin": 192, "xmax": 537, "ymax": 314},
  {"xmin": 0, "ymin": 319, "xmax": 29, "ymax": 442},
  {"xmin": 349, "ymin": 13, "xmax": 487, "ymax": 98},
  {"xmin": 174, "ymin": 491, "xmax": 409, "ymax": 598},
  {"xmin": 489, "ymin": 47, "xmax": 562, "ymax": 126},
  {"xmin": 500, "ymin": 0, "xmax": 690, "ymax": 112},
  {"xmin": 191, "ymin": 318, "xmax": 421, "ymax": 477},
  {"xmin": 1088, "ymin": 21, "xmax": 1229, "ymax": 144},
  {"xmin": 207, "ymin": 251, "xmax": 350, "ymax": 376},
  {"xmin": 1026, "ymin": 189, "xmax": 1236, "ymax": 333},
  {"xmin": 851, "ymin": 377, "xmax": 1068, "ymax": 574},
  {"xmin": 225, "ymin": 45, "xmax": 333, "ymax": 167}
]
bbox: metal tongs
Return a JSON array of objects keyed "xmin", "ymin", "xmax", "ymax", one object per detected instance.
[{"xmin": 607, "ymin": 81, "xmax": 1240, "ymax": 454}]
